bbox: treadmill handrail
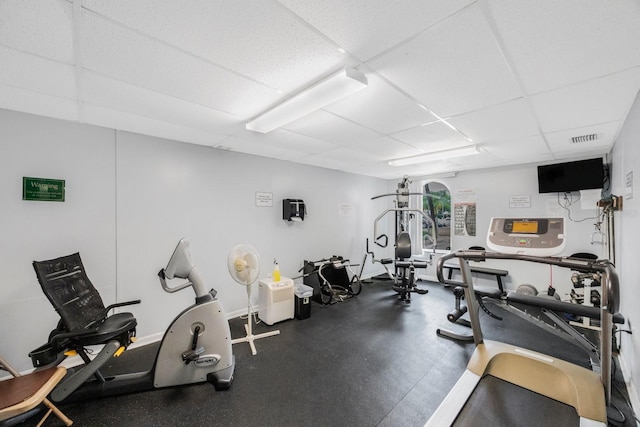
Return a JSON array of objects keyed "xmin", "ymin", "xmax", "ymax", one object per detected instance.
[
  {"xmin": 436, "ymin": 249, "xmax": 619, "ymax": 405},
  {"xmin": 436, "ymin": 250, "xmax": 620, "ymax": 314}
]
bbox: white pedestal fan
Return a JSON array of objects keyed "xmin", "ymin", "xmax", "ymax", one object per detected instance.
[{"xmin": 228, "ymin": 244, "xmax": 280, "ymax": 355}]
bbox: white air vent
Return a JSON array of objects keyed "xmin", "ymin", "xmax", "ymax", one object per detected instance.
[{"xmin": 570, "ymin": 134, "xmax": 598, "ymax": 143}]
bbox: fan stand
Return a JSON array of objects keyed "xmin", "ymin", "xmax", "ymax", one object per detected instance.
[{"xmin": 231, "ymin": 283, "xmax": 280, "ymax": 355}]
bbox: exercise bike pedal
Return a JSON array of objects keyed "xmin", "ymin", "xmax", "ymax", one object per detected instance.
[{"xmin": 181, "ymin": 346, "xmax": 205, "ymax": 364}]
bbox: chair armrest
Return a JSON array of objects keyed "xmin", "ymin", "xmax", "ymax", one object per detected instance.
[{"xmin": 105, "ymin": 299, "xmax": 141, "ymax": 314}]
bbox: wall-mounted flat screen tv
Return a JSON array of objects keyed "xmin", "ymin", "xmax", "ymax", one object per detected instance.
[{"xmin": 537, "ymin": 158, "xmax": 604, "ymax": 193}]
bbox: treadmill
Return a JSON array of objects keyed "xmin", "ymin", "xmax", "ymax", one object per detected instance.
[{"xmin": 426, "ymin": 217, "xmax": 619, "ymax": 426}]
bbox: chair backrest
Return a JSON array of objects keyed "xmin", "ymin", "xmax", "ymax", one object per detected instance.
[{"xmin": 33, "ymin": 253, "xmax": 107, "ymax": 332}]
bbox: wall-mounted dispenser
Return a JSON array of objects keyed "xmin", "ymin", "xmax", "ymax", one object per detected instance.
[{"xmin": 283, "ymin": 199, "xmax": 305, "ymax": 222}]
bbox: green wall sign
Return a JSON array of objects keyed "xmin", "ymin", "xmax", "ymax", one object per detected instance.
[{"xmin": 23, "ymin": 177, "xmax": 65, "ymax": 202}]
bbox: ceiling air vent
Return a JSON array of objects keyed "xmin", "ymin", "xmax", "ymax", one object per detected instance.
[{"xmin": 570, "ymin": 134, "xmax": 598, "ymax": 144}]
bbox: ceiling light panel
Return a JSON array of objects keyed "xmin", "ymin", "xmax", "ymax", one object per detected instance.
[
  {"xmin": 369, "ymin": 3, "xmax": 521, "ymax": 117},
  {"xmin": 486, "ymin": 0, "xmax": 640, "ymax": 94},
  {"xmin": 277, "ymin": 0, "xmax": 475, "ymax": 61},
  {"xmin": 388, "ymin": 145, "xmax": 479, "ymax": 166},
  {"xmin": 246, "ymin": 68, "xmax": 368, "ymax": 133}
]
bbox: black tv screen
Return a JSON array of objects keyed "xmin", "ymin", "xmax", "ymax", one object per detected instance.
[{"xmin": 537, "ymin": 158, "xmax": 604, "ymax": 193}]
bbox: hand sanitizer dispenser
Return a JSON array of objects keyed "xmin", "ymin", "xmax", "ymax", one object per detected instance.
[{"xmin": 283, "ymin": 199, "xmax": 305, "ymax": 222}]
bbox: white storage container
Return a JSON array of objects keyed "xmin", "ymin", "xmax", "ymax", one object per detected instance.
[{"xmin": 258, "ymin": 277, "xmax": 294, "ymax": 325}]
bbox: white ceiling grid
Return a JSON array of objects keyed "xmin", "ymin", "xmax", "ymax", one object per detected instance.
[{"xmin": 0, "ymin": 0, "xmax": 639, "ymax": 179}]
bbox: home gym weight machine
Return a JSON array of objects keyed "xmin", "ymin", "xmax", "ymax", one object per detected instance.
[
  {"xmin": 28, "ymin": 239, "xmax": 235, "ymax": 403},
  {"xmin": 365, "ymin": 176, "xmax": 437, "ymax": 302},
  {"xmin": 426, "ymin": 218, "xmax": 621, "ymax": 426}
]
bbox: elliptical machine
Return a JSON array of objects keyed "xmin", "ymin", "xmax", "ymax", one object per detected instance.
[
  {"xmin": 366, "ymin": 176, "xmax": 436, "ymax": 302},
  {"xmin": 28, "ymin": 239, "xmax": 234, "ymax": 403}
]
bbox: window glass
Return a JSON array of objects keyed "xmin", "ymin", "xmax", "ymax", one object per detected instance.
[{"xmin": 423, "ymin": 182, "xmax": 451, "ymax": 251}]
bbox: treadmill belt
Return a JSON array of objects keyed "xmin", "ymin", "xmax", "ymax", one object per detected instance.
[{"xmin": 453, "ymin": 375, "xmax": 579, "ymax": 427}]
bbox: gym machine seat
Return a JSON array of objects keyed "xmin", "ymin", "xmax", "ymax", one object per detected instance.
[{"xmin": 29, "ymin": 253, "xmax": 140, "ymax": 402}]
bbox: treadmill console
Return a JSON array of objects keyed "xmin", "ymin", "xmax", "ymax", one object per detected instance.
[{"xmin": 486, "ymin": 217, "xmax": 565, "ymax": 256}]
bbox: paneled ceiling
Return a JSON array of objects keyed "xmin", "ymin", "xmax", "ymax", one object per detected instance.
[{"xmin": 1, "ymin": 0, "xmax": 640, "ymax": 179}]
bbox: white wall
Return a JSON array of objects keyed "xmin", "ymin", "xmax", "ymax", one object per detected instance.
[
  {"xmin": 0, "ymin": 110, "xmax": 117, "ymax": 370},
  {"xmin": 0, "ymin": 109, "xmax": 388, "ymax": 371},
  {"xmin": 610, "ymin": 89, "xmax": 640, "ymax": 411}
]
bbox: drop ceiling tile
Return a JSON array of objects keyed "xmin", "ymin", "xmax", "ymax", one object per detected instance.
[
  {"xmin": 224, "ymin": 137, "xmax": 313, "ymax": 162},
  {"xmin": 352, "ymin": 137, "xmax": 423, "ymax": 161},
  {"xmin": 282, "ymin": 110, "xmax": 381, "ymax": 146},
  {"xmin": 370, "ymin": 3, "xmax": 521, "ymax": 117},
  {"xmin": 228, "ymin": 128, "xmax": 338, "ymax": 156},
  {"xmin": 277, "ymin": 0, "xmax": 475, "ymax": 61},
  {"xmin": 444, "ymin": 149, "xmax": 498, "ymax": 166},
  {"xmin": 531, "ymin": 68, "xmax": 640, "ymax": 134},
  {"xmin": 0, "ymin": 0, "xmax": 74, "ymax": 63},
  {"xmin": 392, "ymin": 160, "xmax": 462, "ymax": 178},
  {"xmin": 324, "ymin": 74, "xmax": 438, "ymax": 134},
  {"xmin": 482, "ymin": 134, "xmax": 553, "ymax": 162},
  {"xmin": 289, "ymin": 153, "xmax": 356, "ymax": 172},
  {"xmin": 310, "ymin": 146, "xmax": 383, "ymax": 165},
  {"xmin": 447, "ymin": 98, "xmax": 540, "ymax": 143},
  {"xmin": 82, "ymin": 72, "xmax": 242, "ymax": 136},
  {"xmin": 82, "ymin": 0, "xmax": 345, "ymax": 92},
  {"xmin": 82, "ymin": 103, "xmax": 230, "ymax": 147},
  {"xmin": 80, "ymin": 11, "xmax": 281, "ymax": 118},
  {"xmin": 0, "ymin": 46, "xmax": 76, "ymax": 99},
  {"xmin": 0, "ymin": 84, "xmax": 78, "ymax": 122},
  {"xmin": 347, "ymin": 160, "xmax": 417, "ymax": 179},
  {"xmin": 487, "ymin": 0, "xmax": 640, "ymax": 94},
  {"xmin": 544, "ymin": 121, "xmax": 620, "ymax": 155},
  {"xmin": 392, "ymin": 121, "xmax": 471, "ymax": 152}
]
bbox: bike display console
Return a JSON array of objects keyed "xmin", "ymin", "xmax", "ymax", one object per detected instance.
[{"xmin": 486, "ymin": 217, "xmax": 566, "ymax": 256}]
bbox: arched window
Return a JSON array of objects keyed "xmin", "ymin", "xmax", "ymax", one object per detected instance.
[{"xmin": 423, "ymin": 181, "xmax": 451, "ymax": 251}]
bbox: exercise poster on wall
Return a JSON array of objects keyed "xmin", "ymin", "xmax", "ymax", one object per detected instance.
[{"xmin": 454, "ymin": 189, "xmax": 477, "ymax": 236}]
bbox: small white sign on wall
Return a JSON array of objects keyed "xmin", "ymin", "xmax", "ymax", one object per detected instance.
[
  {"xmin": 339, "ymin": 203, "xmax": 352, "ymax": 216},
  {"xmin": 255, "ymin": 192, "xmax": 273, "ymax": 207},
  {"xmin": 626, "ymin": 171, "xmax": 633, "ymax": 200},
  {"xmin": 509, "ymin": 195, "xmax": 531, "ymax": 208}
]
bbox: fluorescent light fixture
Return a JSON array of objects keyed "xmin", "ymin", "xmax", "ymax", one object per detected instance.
[
  {"xmin": 246, "ymin": 67, "xmax": 368, "ymax": 133},
  {"xmin": 388, "ymin": 145, "xmax": 479, "ymax": 167}
]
